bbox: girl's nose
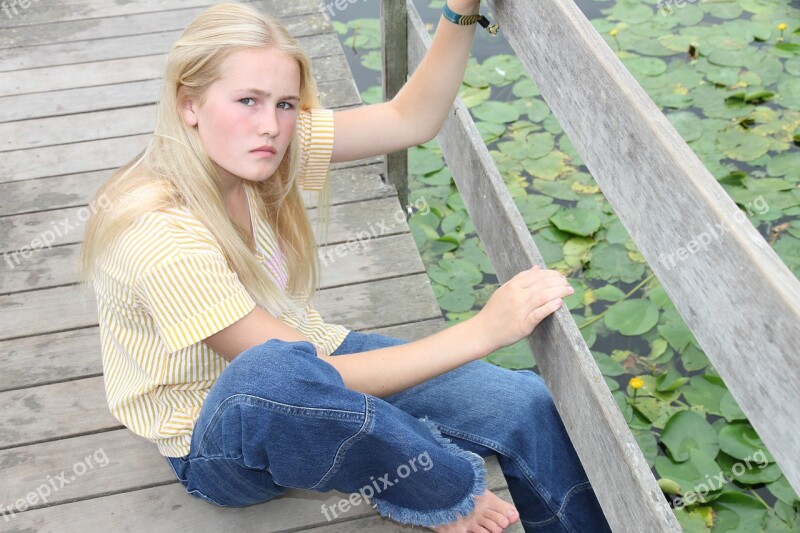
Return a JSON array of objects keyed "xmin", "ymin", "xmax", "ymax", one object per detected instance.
[{"xmin": 258, "ymin": 109, "xmax": 279, "ymax": 137}]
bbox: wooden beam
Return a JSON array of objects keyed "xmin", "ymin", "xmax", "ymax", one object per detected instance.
[
  {"xmin": 485, "ymin": 0, "xmax": 800, "ymax": 496},
  {"xmin": 405, "ymin": 2, "xmax": 681, "ymax": 530},
  {"xmin": 380, "ymin": 0, "xmax": 409, "ymax": 212}
]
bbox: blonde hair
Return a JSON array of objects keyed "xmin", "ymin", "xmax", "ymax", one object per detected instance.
[{"xmin": 78, "ymin": 2, "xmax": 333, "ymax": 317}]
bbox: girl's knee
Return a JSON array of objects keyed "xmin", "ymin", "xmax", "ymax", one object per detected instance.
[
  {"xmin": 512, "ymin": 370, "xmax": 558, "ymax": 417},
  {"xmin": 213, "ymin": 338, "xmax": 345, "ymax": 399}
]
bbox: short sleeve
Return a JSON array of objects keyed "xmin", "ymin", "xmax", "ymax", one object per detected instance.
[
  {"xmin": 296, "ymin": 108, "xmax": 334, "ymax": 191},
  {"xmin": 137, "ymin": 252, "xmax": 257, "ymax": 354}
]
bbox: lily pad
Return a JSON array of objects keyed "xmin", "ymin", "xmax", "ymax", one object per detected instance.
[
  {"xmin": 682, "ymin": 375, "xmax": 727, "ymax": 414},
  {"xmin": 549, "ymin": 207, "xmax": 602, "ymax": 236},
  {"xmin": 718, "ymin": 422, "xmax": 775, "ymax": 462},
  {"xmin": 767, "ymin": 476, "xmax": 800, "ymax": 505},
  {"xmin": 719, "ymin": 390, "xmax": 747, "ymax": 421},
  {"xmin": 409, "ymin": 146, "xmax": 444, "ymax": 176},
  {"xmin": 717, "ymin": 451, "xmax": 783, "ymax": 484},
  {"xmin": 472, "ymin": 100, "xmax": 520, "ymax": 124},
  {"xmin": 605, "ymin": 299, "xmax": 659, "ymax": 336},
  {"xmin": 710, "ymin": 492, "xmax": 768, "ymax": 533},
  {"xmin": 661, "ymin": 410, "xmax": 720, "ymax": 462},
  {"xmin": 587, "ymin": 243, "xmax": 646, "ymax": 283},
  {"xmin": 708, "ymin": 49, "xmax": 746, "ymax": 67},
  {"xmin": 624, "ymin": 56, "xmax": 668, "ymax": 77},
  {"xmin": 655, "ymin": 447, "xmax": 722, "ymax": 497},
  {"xmin": 437, "ymin": 286, "xmax": 475, "ymax": 313}
]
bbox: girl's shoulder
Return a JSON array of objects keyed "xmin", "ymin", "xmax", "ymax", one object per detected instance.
[{"xmin": 112, "ymin": 202, "xmax": 222, "ymax": 278}]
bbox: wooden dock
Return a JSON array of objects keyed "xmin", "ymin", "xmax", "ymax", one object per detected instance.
[{"xmin": 0, "ymin": 0, "xmax": 523, "ymax": 531}]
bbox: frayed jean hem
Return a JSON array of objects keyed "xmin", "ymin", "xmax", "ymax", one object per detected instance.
[{"xmin": 369, "ymin": 416, "xmax": 488, "ymax": 528}]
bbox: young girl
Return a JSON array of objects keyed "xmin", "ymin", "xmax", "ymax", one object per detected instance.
[{"xmin": 79, "ymin": 2, "xmax": 610, "ymax": 531}]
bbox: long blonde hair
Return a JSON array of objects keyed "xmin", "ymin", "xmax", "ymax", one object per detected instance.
[{"xmin": 78, "ymin": 2, "xmax": 333, "ymax": 317}]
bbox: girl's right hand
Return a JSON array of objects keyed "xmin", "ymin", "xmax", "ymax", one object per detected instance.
[{"xmin": 474, "ymin": 265, "xmax": 574, "ymax": 352}]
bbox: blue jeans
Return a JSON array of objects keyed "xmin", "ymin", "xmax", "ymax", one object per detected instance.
[{"xmin": 165, "ymin": 331, "xmax": 610, "ymax": 532}]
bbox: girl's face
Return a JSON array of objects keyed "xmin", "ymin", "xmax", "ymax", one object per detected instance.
[{"xmin": 181, "ymin": 47, "xmax": 301, "ymax": 189}]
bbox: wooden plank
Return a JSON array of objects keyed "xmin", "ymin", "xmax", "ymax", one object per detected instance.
[
  {"xmin": 0, "ymin": 11, "xmax": 332, "ymax": 71},
  {"xmin": 380, "ymin": 0, "xmax": 409, "ymax": 210},
  {"xmin": 0, "ymin": 80, "xmax": 161, "ymax": 124},
  {"xmin": 485, "ymin": 0, "xmax": 800, "ymax": 495},
  {"xmin": 0, "ymin": 429, "xmax": 508, "ymax": 515},
  {"xmin": 0, "ymin": 327, "xmax": 101, "ymax": 393},
  {"xmin": 0, "ymin": 68, "xmax": 361, "ymax": 122},
  {"xmin": 0, "ymin": 160, "xmax": 388, "ymax": 226},
  {"xmin": 0, "ymin": 134, "xmax": 150, "ymax": 183},
  {"xmin": 0, "ymin": 79, "xmax": 360, "ymax": 182},
  {"xmin": 0, "ymin": 105, "xmax": 156, "ymax": 152},
  {"xmin": 0, "ymin": 377, "xmax": 116, "ymax": 450},
  {"xmin": 1, "ymin": 60, "xmax": 349, "ymax": 150},
  {"xmin": 0, "ymin": 233, "xmax": 425, "ymax": 391},
  {"xmin": 0, "ymin": 318, "xmax": 444, "ymax": 393},
  {"xmin": 1, "ymin": 55, "xmax": 162, "ymax": 98},
  {"xmin": 0, "ymin": 0, "xmax": 320, "ymax": 29},
  {"xmin": 0, "ymin": 1, "xmax": 322, "ymax": 49},
  {"xmin": 0, "ymin": 56, "xmax": 350, "ymax": 148},
  {"xmin": 1, "ymin": 454, "xmax": 508, "ymax": 531},
  {"xmin": 1, "ymin": 266, "xmax": 438, "ymax": 344},
  {"xmin": 406, "ymin": 2, "xmax": 680, "ymax": 530},
  {"xmin": 0, "ymin": 50, "xmax": 351, "ymax": 100},
  {"xmin": 1, "ymin": 272, "xmax": 441, "ymax": 447},
  {"xmin": 368, "ymin": 318, "xmax": 444, "ymax": 343},
  {"xmin": 1, "ymin": 195, "xmax": 408, "ymax": 259}
]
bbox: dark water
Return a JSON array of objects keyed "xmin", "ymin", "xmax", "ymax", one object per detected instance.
[{"xmin": 330, "ymin": 0, "xmax": 613, "ymax": 92}]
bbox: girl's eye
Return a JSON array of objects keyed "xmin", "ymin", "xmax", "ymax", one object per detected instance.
[
  {"xmin": 278, "ymin": 102, "xmax": 295, "ymax": 110},
  {"xmin": 239, "ymin": 97, "xmax": 255, "ymax": 106}
]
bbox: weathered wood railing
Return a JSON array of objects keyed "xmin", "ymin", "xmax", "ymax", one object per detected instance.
[{"xmin": 381, "ymin": 0, "xmax": 800, "ymax": 530}]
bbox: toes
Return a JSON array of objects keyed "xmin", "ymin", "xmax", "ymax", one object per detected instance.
[
  {"xmin": 483, "ymin": 508, "xmax": 510, "ymax": 529},
  {"xmin": 477, "ymin": 519, "xmax": 503, "ymax": 533}
]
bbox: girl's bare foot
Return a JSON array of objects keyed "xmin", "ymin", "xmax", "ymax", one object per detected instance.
[{"xmin": 429, "ymin": 489, "xmax": 519, "ymax": 533}]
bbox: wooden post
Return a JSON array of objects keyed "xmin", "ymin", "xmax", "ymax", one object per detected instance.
[
  {"xmin": 405, "ymin": 2, "xmax": 681, "ymax": 530},
  {"xmin": 380, "ymin": 0, "xmax": 409, "ymax": 214}
]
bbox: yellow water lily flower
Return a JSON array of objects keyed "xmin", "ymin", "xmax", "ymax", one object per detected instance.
[
  {"xmin": 777, "ymin": 23, "xmax": 788, "ymax": 31},
  {"xmin": 629, "ymin": 376, "xmax": 644, "ymax": 389},
  {"xmin": 609, "ymin": 28, "xmax": 618, "ymax": 37}
]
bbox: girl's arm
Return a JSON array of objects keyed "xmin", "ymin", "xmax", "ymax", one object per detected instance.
[
  {"xmin": 329, "ymin": 0, "xmax": 480, "ymax": 163},
  {"xmin": 205, "ymin": 267, "xmax": 572, "ymax": 398}
]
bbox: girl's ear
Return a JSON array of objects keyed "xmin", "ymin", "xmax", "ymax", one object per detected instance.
[{"xmin": 179, "ymin": 88, "xmax": 199, "ymax": 128}]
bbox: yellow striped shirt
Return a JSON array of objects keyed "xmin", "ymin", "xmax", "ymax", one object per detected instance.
[{"xmin": 93, "ymin": 108, "xmax": 349, "ymax": 457}]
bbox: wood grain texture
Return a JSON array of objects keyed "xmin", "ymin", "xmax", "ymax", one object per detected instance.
[
  {"xmin": 0, "ymin": 268, "xmax": 440, "ymax": 344},
  {"xmin": 0, "ymin": 317, "xmax": 445, "ymax": 394},
  {"xmin": 406, "ymin": 1, "xmax": 681, "ymax": 530},
  {"xmin": 0, "ymin": 162, "xmax": 389, "ymax": 219},
  {"xmin": 1, "ymin": 454, "xmax": 509, "ymax": 531},
  {"xmin": 0, "ymin": 11, "xmax": 332, "ymax": 71},
  {"xmin": 0, "ymin": 0, "xmax": 321, "ymax": 29},
  {"xmin": 484, "ymin": 0, "xmax": 800, "ymax": 497},
  {"xmin": 380, "ymin": 0, "xmax": 410, "ymax": 210},
  {"xmin": 0, "ymin": 81, "xmax": 358, "ymax": 183}
]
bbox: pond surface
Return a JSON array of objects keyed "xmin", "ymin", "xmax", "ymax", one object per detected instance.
[{"xmin": 330, "ymin": 1, "xmax": 800, "ymax": 530}]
